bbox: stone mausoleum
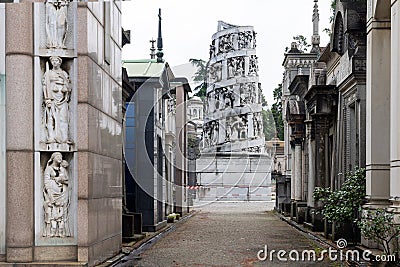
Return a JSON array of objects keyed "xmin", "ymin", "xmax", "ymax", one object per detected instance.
[
  {"xmin": 196, "ymin": 21, "xmax": 272, "ymax": 202},
  {"xmin": 0, "ymin": 1, "xmax": 123, "ymax": 266}
]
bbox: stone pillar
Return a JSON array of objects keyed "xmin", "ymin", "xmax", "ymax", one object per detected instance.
[
  {"xmin": 5, "ymin": 2, "xmax": 34, "ymax": 262},
  {"xmin": 0, "ymin": 3, "xmax": 5, "ymax": 260},
  {"xmin": 391, "ymin": 0, "xmax": 400, "ymax": 208},
  {"xmin": 366, "ymin": 14, "xmax": 391, "ymax": 208},
  {"xmin": 175, "ymin": 83, "xmax": 187, "ymax": 215},
  {"xmin": 307, "ymin": 138, "xmax": 315, "ymax": 207},
  {"xmin": 290, "ymin": 144, "xmax": 296, "ymax": 200},
  {"xmin": 294, "ymin": 141, "xmax": 302, "ymax": 201}
]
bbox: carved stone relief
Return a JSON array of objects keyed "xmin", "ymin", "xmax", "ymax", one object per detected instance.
[
  {"xmin": 249, "ymin": 55, "xmax": 258, "ymax": 76},
  {"xmin": 45, "ymin": 0, "xmax": 70, "ymax": 49},
  {"xmin": 238, "ymin": 31, "xmax": 254, "ymax": 50},
  {"xmin": 42, "ymin": 152, "xmax": 71, "ymax": 238},
  {"xmin": 240, "ymin": 83, "xmax": 256, "ymax": 105},
  {"xmin": 252, "ymin": 112, "xmax": 263, "ymax": 138},
  {"xmin": 209, "ymin": 40, "xmax": 215, "ymax": 59},
  {"xmin": 242, "ymin": 146, "xmax": 261, "ymax": 153},
  {"xmin": 228, "ymin": 56, "xmax": 245, "ymax": 78},
  {"xmin": 218, "ymin": 34, "xmax": 234, "ymax": 54},
  {"xmin": 208, "ymin": 63, "xmax": 222, "ymax": 84},
  {"xmin": 42, "ymin": 56, "xmax": 73, "ymax": 150}
]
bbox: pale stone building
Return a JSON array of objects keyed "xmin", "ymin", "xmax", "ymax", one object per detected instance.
[
  {"xmin": 364, "ymin": 0, "xmax": 400, "ymax": 249},
  {"xmin": 187, "ymin": 96, "xmax": 204, "ymax": 138},
  {"xmin": 0, "ymin": 1, "xmax": 123, "ymax": 266},
  {"xmin": 280, "ymin": 0, "xmax": 367, "ymax": 235}
]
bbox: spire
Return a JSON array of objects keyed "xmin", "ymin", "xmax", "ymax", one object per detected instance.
[
  {"xmin": 150, "ymin": 38, "xmax": 156, "ymax": 59},
  {"xmin": 310, "ymin": 0, "xmax": 320, "ymax": 54},
  {"xmin": 156, "ymin": 8, "xmax": 164, "ymax": 62}
]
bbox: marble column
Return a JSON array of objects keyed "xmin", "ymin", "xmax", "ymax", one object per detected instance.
[
  {"xmin": 0, "ymin": 3, "xmax": 5, "ymax": 260},
  {"xmin": 391, "ymin": 0, "xmax": 400, "ymax": 208},
  {"xmin": 294, "ymin": 141, "xmax": 302, "ymax": 201},
  {"xmin": 365, "ymin": 15, "xmax": 391, "ymax": 208}
]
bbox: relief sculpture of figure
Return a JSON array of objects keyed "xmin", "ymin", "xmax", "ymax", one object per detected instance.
[
  {"xmin": 46, "ymin": 0, "xmax": 69, "ymax": 49},
  {"xmin": 43, "ymin": 152, "xmax": 71, "ymax": 238},
  {"xmin": 42, "ymin": 56, "xmax": 73, "ymax": 146}
]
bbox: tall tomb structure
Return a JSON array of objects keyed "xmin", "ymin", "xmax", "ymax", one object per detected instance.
[
  {"xmin": 196, "ymin": 21, "xmax": 271, "ymax": 202},
  {"xmin": 203, "ymin": 21, "xmax": 264, "ymax": 153}
]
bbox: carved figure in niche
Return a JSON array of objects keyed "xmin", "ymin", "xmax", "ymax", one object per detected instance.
[
  {"xmin": 238, "ymin": 31, "xmax": 253, "ymax": 49},
  {"xmin": 258, "ymin": 83, "xmax": 263, "ymax": 104},
  {"xmin": 42, "ymin": 56, "xmax": 73, "ymax": 146},
  {"xmin": 228, "ymin": 57, "xmax": 245, "ymax": 78},
  {"xmin": 219, "ymin": 34, "xmax": 234, "ymax": 54},
  {"xmin": 209, "ymin": 41, "xmax": 215, "ymax": 59},
  {"xmin": 253, "ymin": 31, "xmax": 257, "ymax": 48},
  {"xmin": 224, "ymin": 91, "xmax": 234, "ymax": 108},
  {"xmin": 249, "ymin": 56, "xmax": 258, "ymax": 76},
  {"xmin": 46, "ymin": 0, "xmax": 70, "ymax": 49},
  {"xmin": 240, "ymin": 83, "xmax": 255, "ymax": 105},
  {"xmin": 228, "ymin": 58, "xmax": 236, "ymax": 78},
  {"xmin": 225, "ymin": 119, "xmax": 232, "ymax": 141},
  {"xmin": 43, "ymin": 152, "xmax": 71, "ymax": 238}
]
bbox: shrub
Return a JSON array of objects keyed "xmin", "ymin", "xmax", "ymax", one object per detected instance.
[{"xmin": 313, "ymin": 168, "xmax": 366, "ymax": 224}]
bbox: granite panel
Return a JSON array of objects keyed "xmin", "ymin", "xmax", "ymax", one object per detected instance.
[
  {"xmin": 77, "ymin": 199, "xmax": 89, "ymax": 246},
  {"xmin": 6, "ymin": 152, "xmax": 33, "ymax": 247},
  {"xmin": 86, "ymin": 10, "xmax": 98, "ymax": 64},
  {"xmin": 6, "ymin": 247, "xmax": 33, "ymax": 263},
  {"xmin": 34, "ymin": 246, "xmax": 77, "ymax": 261},
  {"xmin": 89, "ymin": 153, "xmax": 122, "ymax": 199},
  {"xmin": 77, "ymin": 103, "xmax": 89, "ymax": 151},
  {"xmin": 5, "ymin": 2, "xmax": 33, "ymax": 55},
  {"xmin": 77, "ymin": 56, "xmax": 89, "ymax": 103},
  {"xmin": 5, "ymin": 55, "xmax": 33, "ymax": 150},
  {"xmin": 77, "ymin": 5, "xmax": 88, "ymax": 55},
  {"xmin": 0, "ymin": 74, "xmax": 5, "ymax": 256}
]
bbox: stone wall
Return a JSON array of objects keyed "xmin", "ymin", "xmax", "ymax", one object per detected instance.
[
  {"xmin": 76, "ymin": 2, "xmax": 122, "ymax": 265},
  {"xmin": 2, "ymin": 2, "xmax": 122, "ymax": 265},
  {"xmin": 0, "ymin": 3, "xmax": 5, "ymax": 261}
]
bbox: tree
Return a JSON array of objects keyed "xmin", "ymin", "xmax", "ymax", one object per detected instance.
[
  {"xmin": 270, "ymin": 84, "xmax": 284, "ymax": 140},
  {"xmin": 293, "ymin": 35, "xmax": 311, "ymax": 53},
  {"xmin": 189, "ymin": 58, "xmax": 207, "ymax": 99},
  {"xmin": 262, "ymin": 109, "xmax": 276, "ymax": 141}
]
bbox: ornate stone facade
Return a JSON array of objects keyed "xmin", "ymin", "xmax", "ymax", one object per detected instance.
[
  {"xmin": 202, "ymin": 21, "xmax": 264, "ymax": 153},
  {"xmin": 196, "ymin": 21, "xmax": 271, "ymax": 203}
]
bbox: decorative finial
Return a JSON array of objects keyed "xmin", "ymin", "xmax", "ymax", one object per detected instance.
[
  {"xmin": 310, "ymin": 0, "xmax": 320, "ymax": 54},
  {"xmin": 150, "ymin": 38, "xmax": 156, "ymax": 59},
  {"xmin": 156, "ymin": 8, "xmax": 164, "ymax": 62}
]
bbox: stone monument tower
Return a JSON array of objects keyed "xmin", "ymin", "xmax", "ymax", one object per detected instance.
[
  {"xmin": 203, "ymin": 21, "xmax": 265, "ymax": 153},
  {"xmin": 196, "ymin": 22, "xmax": 271, "ymax": 202}
]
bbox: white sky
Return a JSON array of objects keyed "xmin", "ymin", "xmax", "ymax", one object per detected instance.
[{"xmin": 121, "ymin": 0, "xmax": 332, "ymax": 105}]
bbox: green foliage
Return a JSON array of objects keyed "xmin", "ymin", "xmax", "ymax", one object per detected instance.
[
  {"xmin": 188, "ymin": 135, "xmax": 201, "ymax": 160},
  {"xmin": 262, "ymin": 109, "xmax": 276, "ymax": 141},
  {"xmin": 359, "ymin": 209, "xmax": 400, "ymax": 256},
  {"xmin": 293, "ymin": 35, "xmax": 311, "ymax": 53},
  {"xmin": 330, "ymin": 0, "xmax": 336, "ymax": 23},
  {"xmin": 270, "ymin": 84, "xmax": 284, "ymax": 140},
  {"xmin": 313, "ymin": 168, "xmax": 366, "ymax": 224},
  {"xmin": 189, "ymin": 58, "xmax": 207, "ymax": 99}
]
